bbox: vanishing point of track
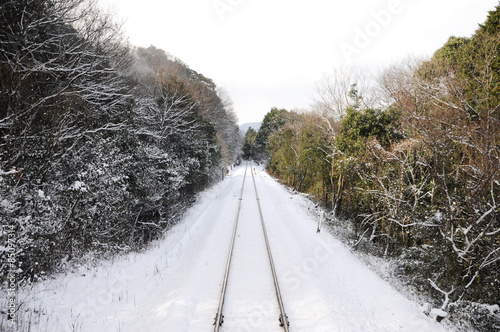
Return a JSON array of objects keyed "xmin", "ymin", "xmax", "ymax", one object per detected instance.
[{"xmin": 213, "ymin": 163, "xmax": 290, "ymax": 331}]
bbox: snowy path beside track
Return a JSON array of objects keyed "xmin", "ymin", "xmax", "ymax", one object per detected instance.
[{"xmin": 7, "ymin": 163, "xmax": 447, "ymax": 332}]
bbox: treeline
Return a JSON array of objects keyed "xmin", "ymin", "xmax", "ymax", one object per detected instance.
[
  {"xmin": 0, "ymin": 0, "xmax": 240, "ymax": 283},
  {"xmin": 246, "ymin": 5, "xmax": 500, "ymax": 331}
]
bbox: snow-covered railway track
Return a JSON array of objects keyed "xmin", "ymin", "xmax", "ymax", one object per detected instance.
[
  {"xmin": 16, "ymin": 162, "xmax": 448, "ymax": 332},
  {"xmin": 213, "ymin": 162, "xmax": 290, "ymax": 332}
]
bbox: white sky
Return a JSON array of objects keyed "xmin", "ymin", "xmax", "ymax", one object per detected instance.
[{"xmin": 98, "ymin": 0, "xmax": 499, "ymax": 124}]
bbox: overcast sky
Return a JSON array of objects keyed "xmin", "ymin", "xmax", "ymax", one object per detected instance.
[{"xmin": 99, "ymin": 0, "xmax": 499, "ymax": 125}]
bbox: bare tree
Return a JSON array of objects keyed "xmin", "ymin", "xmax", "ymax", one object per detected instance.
[{"xmin": 313, "ymin": 65, "xmax": 379, "ymax": 120}]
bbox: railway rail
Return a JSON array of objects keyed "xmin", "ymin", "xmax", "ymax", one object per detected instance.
[{"xmin": 213, "ymin": 163, "xmax": 290, "ymax": 331}]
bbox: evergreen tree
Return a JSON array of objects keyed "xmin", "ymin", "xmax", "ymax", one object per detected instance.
[
  {"xmin": 242, "ymin": 127, "xmax": 258, "ymax": 160},
  {"xmin": 479, "ymin": 3, "xmax": 500, "ymax": 34},
  {"xmin": 256, "ymin": 108, "xmax": 287, "ymax": 151}
]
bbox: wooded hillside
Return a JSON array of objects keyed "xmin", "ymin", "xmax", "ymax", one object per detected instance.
[
  {"xmin": 0, "ymin": 0, "xmax": 240, "ymax": 283},
  {"xmin": 245, "ymin": 5, "xmax": 500, "ymax": 331}
]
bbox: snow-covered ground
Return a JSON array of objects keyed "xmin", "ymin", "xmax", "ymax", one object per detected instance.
[{"xmin": 3, "ymin": 163, "xmax": 448, "ymax": 331}]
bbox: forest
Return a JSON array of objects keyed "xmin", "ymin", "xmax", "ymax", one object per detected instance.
[
  {"xmin": 0, "ymin": 0, "xmax": 240, "ymax": 284},
  {"xmin": 244, "ymin": 5, "xmax": 500, "ymax": 331},
  {"xmin": 1, "ymin": 0, "xmax": 498, "ymax": 331}
]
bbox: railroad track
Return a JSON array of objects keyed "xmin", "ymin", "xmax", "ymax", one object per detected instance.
[{"xmin": 213, "ymin": 162, "xmax": 290, "ymax": 332}]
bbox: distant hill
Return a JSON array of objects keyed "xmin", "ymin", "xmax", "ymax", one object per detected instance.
[{"xmin": 239, "ymin": 122, "xmax": 261, "ymax": 136}]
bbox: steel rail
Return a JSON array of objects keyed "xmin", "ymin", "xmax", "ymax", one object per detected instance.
[
  {"xmin": 213, "ymin": 164, "xmax": 247, "ymax": 331},
  {"xmin": 250, "ymin": 167, "xmax": 290, "ymax": 331}
]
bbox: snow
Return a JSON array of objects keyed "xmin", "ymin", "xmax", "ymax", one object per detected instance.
[
  {"xmin": 0, "ymin": 199, "xmax": 13, "ymax": 211},
  {"xmin": 4, "ymin": 163, "xmax": 447, "ymax": 332},
  {"xmin": 72, "ymin": 181, "xmax": 87, "ymax": 192},
  {"xmin": 429, "ymin": 309, "xmax": 448, "ymax": 320},
  {"xmin": 486, "ymin": 304, "xmax": 500, "ymax": 315},
  {"xmin": 0, "ymin": 169, "xmax": 18, "ymax": 176}
]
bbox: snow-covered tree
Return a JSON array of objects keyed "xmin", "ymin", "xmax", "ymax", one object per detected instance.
[{"xmin": 0, "ymin": 1, "xmax": 239, "ymax": 285}]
